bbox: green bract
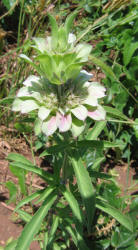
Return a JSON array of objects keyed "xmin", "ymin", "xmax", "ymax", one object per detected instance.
[{"xmin": 20, "ymin": 13, "xmax": 92, "ymax": 85}]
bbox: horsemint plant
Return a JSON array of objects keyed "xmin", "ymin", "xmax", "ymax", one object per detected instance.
[{"xmin": 7, "ymin": 12, "xmax": 134, "ymax": 250}]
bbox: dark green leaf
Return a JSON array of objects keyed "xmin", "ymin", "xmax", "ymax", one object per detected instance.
[
  {"xmin": 96, "ymin": 199, "xmax": 133, "ymax": 232},
  {"xmin": 70, "ymin": 152, "xmax": 96, "ymax": 233},
  {"xmin": 15, "ymin": 191, "xmax": 57, "ymax": 250}
]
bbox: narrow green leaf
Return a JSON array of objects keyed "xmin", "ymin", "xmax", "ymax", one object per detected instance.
[
  {"xmin": 70, "ymin": 152, "xmax": 96, "ymax": 233},
  {"xmin": 76, "ymin": 140, "xmax": 125, "ymax": 150},
  {"xmin": 89, "ymin": 55, "xmax": 116, "ymax": 78},
  {"xmin": 15, "ymin": 190, "xmax": 44, "ymax": 212},
  {"xmin": 96, "ymin": 199, "xmax": 133, "ymax": 232},
  {"xmin": 58, "ymin": 27, "xmax": 68, "ymax": 50},
  {"xmin": 123, "ymin": 41, "xmax": 138, "ymax": 66},
  {"xmin": 65, "ymin": 221, "xmax": 89, "ymax": 250},
  {"xmin": 90, "ymin": 157, "xmax": 105, "ymax": 170},
  {"xmin": 47, "ymin": 216, "xmax": 59, "ymax": 249},
  {"xmin": 65, "ymin": 223, "xmax": 77, "ymax": 247},
  {"xmin": 9, "ymin": 165, "xmax": 27, "ymax": 195},
  {"xmin": 65, "ymin": 11, "xmax": 77, "ymax": 35},
  {"xmin": 0, "ymin": 97, "xmax": 14, "ymax": 105},
  {"xmin": 86, "ymin": 121, "xmax": 106, "ymax": 140},
  {"xmin": 89, "ymin": 170, "xmax": 113, "ymax": 180},
  {"xmin": 7, "ymin": 153, "xmax": 34, "ymax": 166},
  {"xmin": 48, "ymin": 14, "xmax": 58, "ymax": 49},
  {"xmin": 62, "ymin": 187, "xmax": 83, "ymax": 232},
  {"xmin": 9, "ymin": 162, "xmax": 53, "ymax": 182},
  {"xmin": 104, "ymin": 106, "xmax": 129, "ymax": 121},
  {"xmin": 5, "ymin": 240, "xmax": 18, "ymax": 250},
  {"xmin": 15, "ymin": 191, "xmax": 57, "ymax": 250},
  {"xmin": 17, "ymin": 209, "xmax": 32, "ymax": 223},
  {"xmin": 35, "ymin": 186, "xmax": 55, "ymax": 204},
  {"xmin": 5, "ymin": 181, "xmax": 17, "ymax": 204}
]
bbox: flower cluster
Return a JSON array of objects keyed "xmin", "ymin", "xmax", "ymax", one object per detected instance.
[
  {"xmin": 12, "ymin": 70, "xmax": 106, "ymax": 137},
  {"xmin": 12, "ymin": 14, "xmax": 106, "ymax": 137}
]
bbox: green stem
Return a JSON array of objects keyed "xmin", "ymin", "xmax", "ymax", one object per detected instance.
[
  {"xmin": 58, "ymin": 85, "xmax": 62, "ymax": 102},
  {"xmin": 17, "ymin": 0, "xmax": 24, "ymax": 47},
  {"xmin": 61, "ymin": 152, "xmax": 67, "ymax": 185}
]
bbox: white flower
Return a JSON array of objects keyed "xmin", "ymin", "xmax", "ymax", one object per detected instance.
[{"xmin": 12, "ymin": 71, "xmax": 106, "ymax": 137}]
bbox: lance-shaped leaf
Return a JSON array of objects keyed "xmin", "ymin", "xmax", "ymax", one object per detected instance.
[
  {"xmin": 62, "ymin": 187, "xmax": 83, "ymax": 233},
  {"xmin": 86, "ymin": 121, "xmax": 107, "ymax": 140},
  {"xmin": 47, "ymin": 216, "xmax": 59, "ymax": 249},
  {"xmin": 15, "ymin": 191, "xmax": 57, "ymax": 250},
  {"xmin": 9, "ymin": 161, "xmax": 53, "ymax": 183},
  {"xmin": 96, "ymin": 198, "xmax": 133, "ymax": 232},
  {"xmin": 5, "ymin": 240, "xmax": 18, "ymax": 250},
  {"xmin": 15, "ymin": 190, "xmax": 44, "ymax": 212},
  {"xmin": 70, "ymin": 151, "xmax": 96, "ymax": 233},
  {"xmin": 48, "ymin": 14, "xmax": 58, "ymax": 49},
  {"xmin": 65, "ymin": 11, "xmax": 78, "ymax": 35}
]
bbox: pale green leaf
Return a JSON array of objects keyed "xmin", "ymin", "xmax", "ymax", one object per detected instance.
[
  {"xmin": 65, "ymin": 11, "xmax": 77, "ymax": 35},
  {"xmin": 48, "ymin": 14, "xmax": 58, "ymax": 49}
]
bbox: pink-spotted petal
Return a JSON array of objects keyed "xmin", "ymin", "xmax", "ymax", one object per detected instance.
[
  {"xmin": 42, "ymin": 116, "xmax": 57, "ymax": 136},
  {"xmin": 88, "ymin": 105, "xmax": 106, "ymax": 121},
  {"xmin": 58, "ymin": 113, "xmax": 72, "ymax": 132},
  {"xmin": 71, "ymin": 105, "xmax": 88, "ymax": 121}
]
